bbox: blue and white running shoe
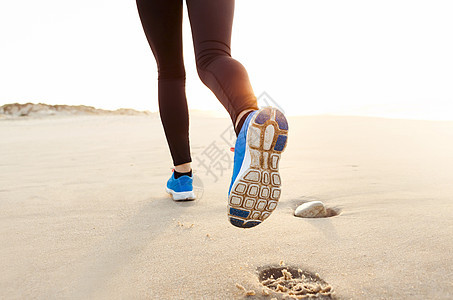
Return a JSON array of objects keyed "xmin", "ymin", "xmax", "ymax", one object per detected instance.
[
  {"xmin": 228, "ymin": 107, "xmax": 289, "ymax": 228},
  {"xmin": 166, "ymin": 171, "xmax": 196, "ymax": 201}
]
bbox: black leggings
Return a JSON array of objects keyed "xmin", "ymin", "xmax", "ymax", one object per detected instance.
[{"xmin": 136, "ymin": 0, "xmax": 259, "ymax": 166}]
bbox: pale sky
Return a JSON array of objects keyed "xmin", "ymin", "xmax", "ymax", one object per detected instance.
[{"xmin": 1, "ymin": 0, "xmax": 453, "ymax": 120}]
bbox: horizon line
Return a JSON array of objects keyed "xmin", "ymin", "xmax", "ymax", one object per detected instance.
[{"xmin": 1, "ymin": 102, "xmax": 453, "ymax": 122}]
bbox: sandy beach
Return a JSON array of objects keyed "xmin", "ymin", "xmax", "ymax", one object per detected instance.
[{"xmin": 1, "ymin": 113, "xmax": 453, "ymax": 299}]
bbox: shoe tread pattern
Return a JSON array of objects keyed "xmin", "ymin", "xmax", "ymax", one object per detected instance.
[{"xmin": 228, "ymin": 107, "xmax": 288, "ymax": 228}]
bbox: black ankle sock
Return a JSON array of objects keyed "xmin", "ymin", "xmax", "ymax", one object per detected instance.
[
  {"xmin": 234, "ymin": 110, "xmax": 254, "ymax": 136},
  {"xmin": 174, "ymin": 169, "xmax": 192, "ymax": 179}
]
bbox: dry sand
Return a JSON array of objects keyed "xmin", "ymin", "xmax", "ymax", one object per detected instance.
[{"xmin": 1, "ymin": 113, "xmax": 453, "ymax": 299}]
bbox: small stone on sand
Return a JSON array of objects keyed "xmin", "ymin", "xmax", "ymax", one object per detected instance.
[{"xmin": 294, "ymin": 201, "xmax": 327, "ymax": 218}]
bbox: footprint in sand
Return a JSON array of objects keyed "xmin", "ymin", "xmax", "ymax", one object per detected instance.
[{"xmin": 257, "ymin": 266, "xmax": 336, "ymax": 299}]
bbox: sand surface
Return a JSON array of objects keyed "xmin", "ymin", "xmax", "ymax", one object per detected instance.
[{"xmin": 1, "ymin": 114, "xmax": 453, "ymax": 299}]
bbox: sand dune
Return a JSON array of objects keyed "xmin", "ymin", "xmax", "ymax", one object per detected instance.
[
  {"xmin": 0, "ymin": 113, "xmax": 452, "ymax": 299},
  {"xmin": 0, "ymin": 103, "xmax": 154, "ymax": 118}
]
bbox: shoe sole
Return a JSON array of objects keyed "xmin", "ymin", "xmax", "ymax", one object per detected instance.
[
  {"xmin": 166, "ymin": 187, "xmax": 196, "ymax": 201},
  {"xmin": 228, "ymin": 107, "xmax": 288, "ymax": 228}
]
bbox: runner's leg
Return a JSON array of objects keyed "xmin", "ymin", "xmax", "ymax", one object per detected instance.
[
  {"xmin": 136, "ymin": 0, "xmax": 192, "ymax": 167},
  {"xmin": 186, "ymin": 0, "xmax": 259, "ymax": 132}
]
